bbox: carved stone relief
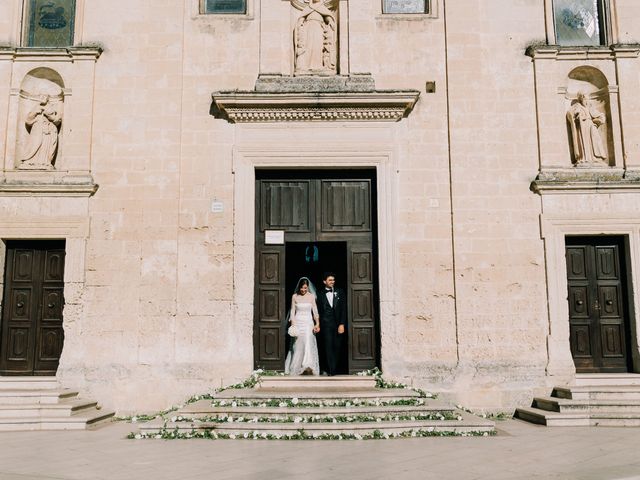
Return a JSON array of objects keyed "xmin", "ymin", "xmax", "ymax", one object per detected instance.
[
  {"xmin": 16, "ymin": 68, "xmax": 65, "ymax": 170},
  {"xmin": 566, "ymin": 92, "xmax": 607, "ymax": 166},
  {"xmin": 292, "ymin": 0, "xmax": 338, "ymax": 76},
  {"xmin": 565, "ymin": 67, "xmax": 613, "ymax": 167}
]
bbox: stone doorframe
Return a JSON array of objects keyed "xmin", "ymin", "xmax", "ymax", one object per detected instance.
[
  {"xmin": 0, "ymin": 217, "xmax": 88, "ymax": 378},
  {"xmin": 232, "ymin": 145, "xmax": 402, "ymax": 370},
  {"xmin": 541, "ymin": 214, "xmax": 640, "ymax": 380}
]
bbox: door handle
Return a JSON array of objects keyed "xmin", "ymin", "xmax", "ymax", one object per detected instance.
[
  {"xmin": 605, "ymin": 300, "xmax": 613, "ymax": 306},
  {"xmin": 577, "ymin": 300, "xmax": 584, "ymax": 306},
  {"xmin": 593, "ymin": 300, "xmax": 600, "ymax": 310},
  {"xmin": 16, "ymin": 302, "xmax": 24, "ymax": 308},
  {"xmin": 47, "ymin": 303, "xmax": 55, "ymax": 308}
]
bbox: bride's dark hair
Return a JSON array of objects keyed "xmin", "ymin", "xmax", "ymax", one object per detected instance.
[{"xmin": 296, "ymin": 278, "xmax": 309, "ymax": 295}]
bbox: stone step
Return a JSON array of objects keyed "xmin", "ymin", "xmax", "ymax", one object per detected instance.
[
  {"xmin": 179, "ymin": 399, "xmax": 455, "ymax": 418},
  {"xmin": 138, "ymin": 412, "xmax": 494, "ymax": 437},
  {"xmin": 0, "ymin": 410, "xmax": 115, "ymax": 431},
  {"xmin": 0, "ymin": 377, "xmax": 59, "ymax": 390},
  {"xmin": 515, "ymin": 406, "xmax": 640, "ymax": 427},
  {"xmin": 534, "ymin": 396, "xmax": 640, "ymax": 414},
  {"xmin": 573, "ymin": 373, "xmax": 640, "ymax": 387},
  {"xmin": 0, "ymin": 398, "xmax": 98, "ymax": 418},
  {"xmin": 514, "ymin": 407, "xmax": 590, "ymax": 427},
  {"xmin": 553, "ymin": 386, "xmax": 640, "ymax": 401},
  {"xmin": 589, "ymin": 413, "xmax": 640, "ymax": 427},
  {"xmin": 0, "ymin": 389, "xmax": 79, "ymax": 405},
  {"xmin": 215, "ymin": 388, "xmax": 419, "ymax": 400},
  {"xmin": 257, "ymin": 375, "xmax": 377, "ymax": 390}
]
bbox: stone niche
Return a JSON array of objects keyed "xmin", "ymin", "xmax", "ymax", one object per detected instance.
[
  {"xmin": 564, "ymin": 66, "xmax": 614, "ymax": 168},
  {"xmin": 0, "ymin": 46, "xmax": 101, "ymax": 195},
  {"xmin": 15, "ymin": 67, "xmax": 65, "ymax": 171}
]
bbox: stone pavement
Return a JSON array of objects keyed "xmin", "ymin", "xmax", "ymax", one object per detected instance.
[{"xmin": 0, "ymin": 419, "xmax": 639, "ymax": 480}]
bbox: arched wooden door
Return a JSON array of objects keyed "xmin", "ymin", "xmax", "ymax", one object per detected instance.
[{"xmin": 254, "ymin": 170, "xmax": 379, "ymax": 373}]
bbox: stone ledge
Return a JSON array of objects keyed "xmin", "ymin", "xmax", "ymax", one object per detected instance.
[
  {"xmin": 0, "ymin": 46, "xmax": 103, "ymax": 62},
  {"xmin": 526, "ymin": 44, "xmax": 640, "ymax": 60},
  {"xmin": 212, "ymin": 75, "xmax": 420, "ymax": 123},
  {"xmin": 0, "ymin": 180, "xmax": 98, "ymax": 197},
  {"xmin": 531, "ymin": 169, "xmax": 640, "ymax": 194}
]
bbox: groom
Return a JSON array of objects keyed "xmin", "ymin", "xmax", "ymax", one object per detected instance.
[{"xmin": 318, "ymin": 272, "xmax": 347, "ymax": 376}]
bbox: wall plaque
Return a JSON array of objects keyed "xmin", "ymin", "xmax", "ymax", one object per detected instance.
[
  {"xmin": 383, "ymin": 0, "xmax": 427, "ymax": 14},
  {"xmin": 265, "ymin": 230, "xmax": 285, "ymax": 245},
  {"xmin": 205, "ymin": 0, "xmax": 246, "ymax": 14}
]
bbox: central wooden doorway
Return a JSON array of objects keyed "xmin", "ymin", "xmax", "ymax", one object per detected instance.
[
  {"xmin": 254, "ymin": 169, "xmax": 379, "ymax": 373},
  {"xmin": 0, "ymin": 240, "xmax": 66, "ymax": 376},
  {"xmin": 565, "ymin": 236, "xmax": 633, "ymax": 373}
]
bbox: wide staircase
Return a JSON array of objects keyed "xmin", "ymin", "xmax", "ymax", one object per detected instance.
[
  {"xmin": 136, "ymin": 375, "xmax": 495, "ymax": 439},
  {"xmin": 0, "ymin": 377, "xmax": 114, "ymax": 431},
  {"xmin": 515, "ymin": 374, "xmax": 640, "ymax": 427}
]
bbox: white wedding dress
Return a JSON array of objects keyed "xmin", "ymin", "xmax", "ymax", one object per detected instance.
[{"xmin": 284, "ymin": 298, "xmax": 320, "ymax": 376}]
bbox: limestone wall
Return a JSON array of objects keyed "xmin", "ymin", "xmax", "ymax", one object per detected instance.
[{"xmin": 1, "ymin": 0, "xmax": 640, "ymax": 413}]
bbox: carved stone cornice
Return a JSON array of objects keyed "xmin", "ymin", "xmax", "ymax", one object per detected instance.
[
  {"xmin": 525, "ymin": 44, "xmax": 640, "ymax": 61},
  {"xmin": 0, "ymin": 46, "xmax": 103, "ymax": 63},
  {"xmin": 530, "ymin": 169, "xmax": 640, "ymax": 194},
  {"xmin": 212, "ymin": 90, "xmax": 420, "ymax": 123}
]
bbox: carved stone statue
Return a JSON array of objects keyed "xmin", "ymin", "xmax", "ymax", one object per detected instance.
[
  {"xmin": 294, "ymin": 0, "xmax": 337, "ymax": 75},
  {"xmin": 566, "ymin": 92, "xmax": 607, "ymax": 166},
  {"xmin": 19, "ymin": 95, "xmax": 62, "ymax": 170}
]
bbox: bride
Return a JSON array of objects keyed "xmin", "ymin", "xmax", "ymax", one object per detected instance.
[{"xmin": 284, "ymin": 277, "xmax": 321, "ymax": 376}]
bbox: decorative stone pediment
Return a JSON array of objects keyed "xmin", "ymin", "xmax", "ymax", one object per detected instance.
[{"xmin": 211, "ymin": 75, "xmax": 420, "ymax": 123}]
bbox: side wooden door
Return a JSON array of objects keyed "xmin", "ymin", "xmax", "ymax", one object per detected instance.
[
  {"xmin": 566, "ymin": 236, "xmax": 631, "ymax": 373},
  {"xmin": 0, "ymin": 240, "xmax": 66, "ymax": 375}
]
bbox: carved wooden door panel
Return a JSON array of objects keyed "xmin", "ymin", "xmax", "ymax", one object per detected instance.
[
  {"xmin": 0, "ymin": 240, "xmax": 66, "ymax": 375},
  {"xmin": 566, "ymin": 237, "xmax": 630, "ymax": 373},
  {"xmin": 254, "ymin": 181, "xmax": 309, "ymax": 370},
  {"xmin": 319, "ymin": 179, "xmax": 377, "ymax": 372}
]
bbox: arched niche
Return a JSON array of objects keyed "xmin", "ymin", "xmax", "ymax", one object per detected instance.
[
  {"xmin": 15, "ymin": 68, "xmax": 66, "ymax": 170},
  {"xmin": 565, "ymin": 66, "xmax": 614, "ymax": 167}
]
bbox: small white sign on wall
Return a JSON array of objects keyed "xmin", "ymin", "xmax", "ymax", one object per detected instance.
[
  {"xmin": 265, "ymin": 230, "xmax": 285, "ymax": 245},
  {"xmin": 211, "ymin": 201, "xmax": 224, "ymax": 213}
]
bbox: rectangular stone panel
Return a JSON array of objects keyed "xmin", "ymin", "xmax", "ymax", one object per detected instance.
[{"xmin": 383, "ymin": 0, "xmax": 427, "ymax": 14}]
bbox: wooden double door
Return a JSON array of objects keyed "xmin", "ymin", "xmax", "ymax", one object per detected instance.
[
  {"xmin": 566, "ymin": 236, "xmax": 632, "ymax": 373},
  {"xmin": 0, "ymin": 240, "xmax": 66, "ymax": 375},
  {"xmin": 254, "ymin": 170, "xmax": 379, "ymax": 373}
]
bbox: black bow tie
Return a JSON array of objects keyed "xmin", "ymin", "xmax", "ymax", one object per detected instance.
[{"xmin": 326, "ymin": 289, "xmax": 333, "ymax": 292}]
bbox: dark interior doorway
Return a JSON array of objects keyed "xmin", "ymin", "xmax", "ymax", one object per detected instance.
[{"xmin": 285, "ymin": 241, "xmax": 349, "ymax": 374}]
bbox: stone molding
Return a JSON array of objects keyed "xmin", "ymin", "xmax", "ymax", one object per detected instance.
[
  {"xmin": 531, "ymin": 169, "xmax": 640, "ymax": 194},
  {"xmin": 0, "ymin": 46, "xmax": 103, "ymax": 62},
  {"xmin": 526, "ymin": 44, "xmax": 640, "ymax": 61},
  {"xmin": 212, "ymin": 91, "xmax": 420, "ymax": 123},
  {"xmin": 0, "ymin": 182, "xmax": 98, "ymax": 197}
]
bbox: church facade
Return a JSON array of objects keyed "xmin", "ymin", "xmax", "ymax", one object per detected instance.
[{"xmin": 1, "ymin": 0, "xmax": 639, "ymax": 413}]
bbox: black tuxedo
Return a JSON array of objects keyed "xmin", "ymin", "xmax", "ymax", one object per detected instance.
[{"xmin": 318, "ymin": 287, "xmax": 347, "ymax": 375}]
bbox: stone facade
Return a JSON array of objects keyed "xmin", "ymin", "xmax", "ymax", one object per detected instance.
[{"xmin": 0, "ymin": 0, "xmax": 639, "ymax": 413}]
